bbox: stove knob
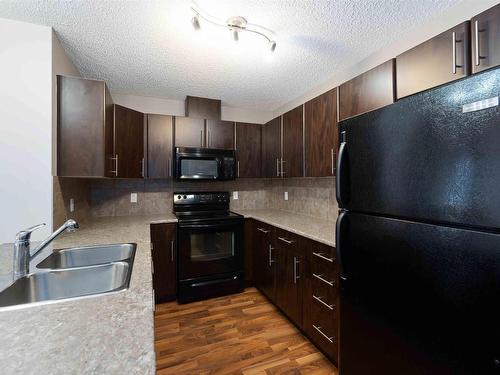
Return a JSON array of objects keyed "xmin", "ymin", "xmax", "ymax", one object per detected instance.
[
  {"xmin": 183, "ymin": 195, "xmax": 187, "ymax": 199},
  {"xmin": 177, "ymin": 195, "xmax": 181, "ymax": 199}
]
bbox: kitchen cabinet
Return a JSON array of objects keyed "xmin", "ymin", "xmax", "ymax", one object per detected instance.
[
  {"xmin": 185, "ymin": 96, "xmax": 221, "ymax": 120},
  {"xmin": 396, "ymin": 22, "xmax": 471, "ymax": 99},
  {"xmin": 113, "ymin": 105, "xmax": 145, "ymax": 178},
  {"xmin": 206, "ymin": 120, "xmax": 234, "ymax": 149},
  {"xmin": 262, "ymin": 116, "xmax": 282, "ymax": 178},
  {"xmin": 275, "ymin": 229, "xmax": 304, "ymax": 328},
  {"xmin": 235, "ymin": 122, "xmax": 262, "ymax": 178},
  {"xmin": 339, "ymin": 60, "xmax": 395, "ymax": 120},
  {"xmin": 147, "ymin": 114, "xmax": 173, "ymax": 179},
  {"xmin": 174, "ymin": 117, "xmax": 205, "ymax": 148},
  {"xmin": 282, "ymin": 105, "xmax": 304, "ymax": 178},
  {"xmin": 304, "ymin": 89, "xmax": 338, "ymax": 177},
  {"xmin": 56, "ymin": 75, "xmax": 114, "ymax": 177},
  {"xmin": 150, "ymin": 223, "xmax": 177, "ymax": 303},
  {"xmin": 472, "ymin": 4, "xmax": 500, "ymax": 74},
  {"xmin": 252, "ymin": 221, "xmax": 276, "ymax": 301}
]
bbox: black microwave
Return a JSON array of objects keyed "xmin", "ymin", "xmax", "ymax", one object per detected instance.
[{"xmin": 174, "ymin": 147, "xmax": 236, "ymax": 181}]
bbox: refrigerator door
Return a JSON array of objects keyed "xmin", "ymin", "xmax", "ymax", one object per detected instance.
[
  {"xmin": 337, "ymin": 211, "xmax": 500, "ymax": 375},
  {"xmin": 337, "ymin": 68, "xmax": 500, "ymax": 230}
]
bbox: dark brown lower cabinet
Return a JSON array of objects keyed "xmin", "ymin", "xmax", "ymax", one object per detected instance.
[
  {"xmin": 150, "ymin": 223, "xmax": 177, "ymax": 303},
  {"xmin": 252, "ymin": 221, "xmax": 276, "ymax": 301}
]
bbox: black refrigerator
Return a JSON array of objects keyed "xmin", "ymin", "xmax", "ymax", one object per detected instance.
[{"xmin": 336, "ymin": 68, "xmax": 500, "ymax": 374}]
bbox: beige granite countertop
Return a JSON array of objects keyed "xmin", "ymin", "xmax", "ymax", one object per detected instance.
[
  {"xmin": 233, "ymin": 209, "xmax": 336, "ymax": 247},
  {"xmin": 0, "ymin": 214, "xmax": 176, "ymax": 375}
]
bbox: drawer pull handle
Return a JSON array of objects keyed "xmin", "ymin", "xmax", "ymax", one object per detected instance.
[
  {"xmin": 312, "ymin": 252, "xmax": 335, "ymax": 263},
  {"xmin": 268, "ymin": 244, "xmax": 275, "ymax": 267},
  {"xmin": 313, "ymin": 295, "xmax": 335, "ymax": 310},
  {"xmin": 278, "ymin": 236, "xmax": 294, "ymax": 244},
  {"xmin": 293, "ymin": 256, "xmax": 300, "ymax": 284},
  {"xmin": 313, "ymin": 324, "xmax": 335, "ymax": 343},
  {"xmin": 313, "ymin": 273, "xmax": 335, "ymax": 287},
  {"xmin": 257, "ymin": 228, "xmax": 270, "ymax": 234}
]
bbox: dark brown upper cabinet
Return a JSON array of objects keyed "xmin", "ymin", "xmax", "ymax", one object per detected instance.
[
  {"xmin": 396, "ymin": 22, "xmax": 471, "ymax": 99},
  {"xmin": 282, "ymin": 105, "xmax": 304, "ymax": 178},
  {"xmin": 147, "ymin": 114, "xmax": 173, "ymax": 179},
  {"xmin": 472, "ymin": 4, "xmax": 500, "ymax": 74},
  {"xmin": 185, "ymin": 96, "xmax": 221, "ymax": 120},
  {"xmin": 206, "ymin": 120, "xmax": 234, "ymax": 149},
  {"xmin": 57, "ymin": 75, "xmax": 114, "ymax": 177},
  {"xmin": 262, "ymin": 116, "xmax": 282, "ymax": 178},
  {"xmin": 304, "ymin": 89, "xmax": 338, "ymax": 177},
  {"xmin": 174, "ymin": 117, "xmax": 205, "ymax": 148},
  {"xmin": 235, "ymin": 122, "xmax": 262, "ymax": 178},
  {"xmin": 339, "ymin": 60, "xmax": 395, "ymax": 121},
  {"xmin": 113, "ymin": 105, "xmax": 145, "ymax": 178},
  {"xmin": 150, "ymin": 223, "xmax": 177, "ymax": 303}
]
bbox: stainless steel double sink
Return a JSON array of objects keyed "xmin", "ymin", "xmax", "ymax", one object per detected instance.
[{"xmin": 0, "ymin": 243, "xmax": 136, "ymax": 310}]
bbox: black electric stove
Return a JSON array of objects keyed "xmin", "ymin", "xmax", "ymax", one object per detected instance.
[{"xmin": 174, "ymin": 192, "xmax": 244, "ymax": 303}]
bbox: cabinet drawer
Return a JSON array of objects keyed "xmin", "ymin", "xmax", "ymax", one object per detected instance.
[
  {"xmin": 310, "ymin": 256, "xmax": 337, "ymax": 286},
  {"xmin": 309, "ymin": 302, "xmax": 339, "ymax": 360},
  {"xmin": 311, "ymin": 275, "xmax": 338, "ymax": 308},
  {"xmin": 306, "ymin": 240, "xmax": 336, "ymax": 264},
  {"xmin": 276, "ymin": 229, "xmax": 301, "ymax": 248}
]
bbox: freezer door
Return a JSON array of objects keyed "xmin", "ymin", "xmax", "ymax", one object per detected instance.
[
  {"xmin": 337, "ymin": 68, "xmax": 500, "ymax": 230},
  {"xmin": 336, "ymin": 211, "xmax": 500, "ymax": 374}
]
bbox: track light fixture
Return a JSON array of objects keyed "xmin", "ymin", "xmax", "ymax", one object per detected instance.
[{"xmin": 190, "ymin": 7, "xmax": 277, "ymax": 53}]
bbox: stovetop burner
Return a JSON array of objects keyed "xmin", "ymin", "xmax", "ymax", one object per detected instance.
[{"xmin": 173, "ymin": 192, "xmax": 242, "ymax": 223}]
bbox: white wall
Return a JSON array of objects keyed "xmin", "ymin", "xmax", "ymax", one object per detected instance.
[
  {"xmin": 112, "ymin": 93, "xmax": 272, "ymax": 124},
  {"xmin": 273, "ymin": 0, "xmax": 500, "ymax": 118},
  {"xmin": 0, "ymin": 18, "xmax": 53, "ymax": 243}
]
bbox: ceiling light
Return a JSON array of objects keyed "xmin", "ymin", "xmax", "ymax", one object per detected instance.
[{"xmin": 190, "ymin": 6, "xmax": 277, "ymax": 53}]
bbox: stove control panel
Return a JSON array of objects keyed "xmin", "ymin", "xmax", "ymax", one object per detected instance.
[{"xmin": 173, "ymin": 192, "xmax": 230, "ymax": 205}]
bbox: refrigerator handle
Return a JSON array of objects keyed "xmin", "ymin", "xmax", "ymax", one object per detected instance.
[
  {"xmin": 336, "ymin": 131, "xmax": 347, "ymax": 207},
  {"xmin": 336, "ymin": 210, "xmax": 347, "ymax": 282}
]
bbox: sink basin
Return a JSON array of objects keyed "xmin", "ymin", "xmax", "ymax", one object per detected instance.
[
  {"xmin": 0, "ymin": 262, "xmax": 132, "ymax": 310},
  {"xmin": 36, "ymin": 243, "xmax": 136, "ymax": 269}
]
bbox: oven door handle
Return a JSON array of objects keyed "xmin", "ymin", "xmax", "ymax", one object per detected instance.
[{"xmin": 179, "ymin": 220, "xmax": 243, "ymax": 229}]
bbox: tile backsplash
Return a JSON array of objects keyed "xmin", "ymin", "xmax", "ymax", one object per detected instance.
[{"xmin": 54, "ymin": 176, "xmax": 336, "ymax": 225}]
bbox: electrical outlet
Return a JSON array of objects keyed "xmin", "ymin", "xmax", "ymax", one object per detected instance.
[
  {"xmin": 233, "ymin": 191, "xmax": 239, "ymax": 200},
  {"xmin": 284, "ymin": 191, "xmax": 288, "ymax": 201},
  {"xmin": 130, "ymin": 193, "xmax": 137, "ymax": 203},
  {"xmin": 69, "ymin": 198, "xmax": 75, "ymax": 212}
]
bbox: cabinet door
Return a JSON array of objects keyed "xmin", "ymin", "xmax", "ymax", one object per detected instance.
[
  {"xmin": 147, "ymin": 114, "xmax": 173, "ymax": 178},
  {"xmin": 150, "ymin": 223, "xmax": 177, "ymax": 303},
  {"xmin": 235, "ymin": 123, "xmax": 262, "ymax": 178},
  {"xmin": 57, "ymin": 76, "xmax": 113, "ymax": 177},
  {"xmin": 304, "ymin": 89, "xmax": 337, "ymax": 177},
  {"xmin": 114, "ymin": 105, "xmax": 145, "ymax": 178},
  {"xmin": 472, "ymin": 4, "xmax": 500, "ymax": 74},
  {"xmin": 174, "ymin": 117, "xmax": 205, "ymax": 148},
  {"xmin": 206, "ymin": 120, "xmax": 234, "ymax": 149},
  {"xmin": 275, "ymin": 230, "xmax": 303, "ymax": 328},
  {"xmin": 253, "ymin": 222, "xmax": 276, "ymax": 301},
  {"xmin": 396, "ymin": 22, "xmax": 470, "ymax": 99},
  {"xmin": 262, "ymin": 116, "xmax": 282, "ymax": 178},
  {"xmin": 339, "ymin": 60, "xmax": 395, "ymax": 121},
  {"xmin": 282, "ymin": 105, "xmax": 304, "ymax": 178}
]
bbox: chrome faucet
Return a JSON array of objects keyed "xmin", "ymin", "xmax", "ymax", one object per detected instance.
[{"xmin": 13, "ymin": 219, "xmax": 79, "ymax": 281}]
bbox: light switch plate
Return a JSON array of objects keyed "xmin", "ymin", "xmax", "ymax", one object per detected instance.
[
  {"xmin": 284, "ymin": 191, "xmax": 288, "ymax": 201},
  {"xmin": 69, "ymin": 198, "xmax": 75, "ymax": 212},
  {"xmin": 130, "ymin": 193, "xmax": 137, "ymax": 203},
  {"xmin": 233, "ymin": 191, "xmax": 239, "ymax": 200}
]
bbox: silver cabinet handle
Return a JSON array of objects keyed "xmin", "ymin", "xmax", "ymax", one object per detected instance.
[
  {"xmin": 313, "ymin": 324, "xmax": 335, "ymax": 343},
  {"xmin": 276, "ymin": 158, "xmax": 280, "ymax": 177},
  {"xmin": 475, "ymin": 20, "xmax": 480, "ymax": 66},
  {"xmin": 141, "ymin": 158, "xmax": 145, "ymax": 177},
  {"xmin": 237, "ymin": 161, "xmax": 240, "ymax": 178},
  {"xmin": 331, "ymin": 148, "xmax": 334, "ymax": 175},
  {"xmin": 278, "ymin": 236, "xmax": 293, "ymax": 244},
  {"xmin": 313, "ymin": 295, "xmax": 335, "ymax": 310},
  {"xmin": 280, "ymin": 158, "xmax": 286, "ymax": 176},
  {"xmin": 293, "ymin": 256, "xmax": 300, "ymax": 284},
  {"xmin": 110, "ymin": 154, "xmax": 119, "ymax": 176},
  {"xmin": 268, "ymin": 244, "xmax": 275, "ymax": 267},
  {"xmin": 170, "ymin": 240, "xmax": 174, "ymax": 262},
  {"xmin": 312, "ymin": 252, "xmax": 335, "ymax": 263},
  {"xmin": 257, "ymin": 228, "xmax": 270, "ymax": 234},
  {"xmin": 313, "ymin": 273, "xmax": 335, "ymax": 287}
]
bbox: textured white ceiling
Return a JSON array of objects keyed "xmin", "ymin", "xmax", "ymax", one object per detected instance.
[{"xmin": 0, "ymin": 0, "xmax": 463, "ymax": 111}]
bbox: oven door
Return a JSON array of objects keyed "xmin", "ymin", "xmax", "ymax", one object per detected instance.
[{"xmin": 178, "ymin": 219, "xmax": 244, "ymax": 280}]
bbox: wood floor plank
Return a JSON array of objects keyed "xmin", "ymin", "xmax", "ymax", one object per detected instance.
[{"xmin": 154, "ymin": 287, "xmax": 338, "ymax": 375}]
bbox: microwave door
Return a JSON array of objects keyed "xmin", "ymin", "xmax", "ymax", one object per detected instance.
[{"xmin": 179, "ymin": 158, "xmax": 219, "ymax": 179}]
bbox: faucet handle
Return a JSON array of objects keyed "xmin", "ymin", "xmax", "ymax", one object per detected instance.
[{"xmin": 15, "ymin": 223, "xmax": 46, "ymax": 243}]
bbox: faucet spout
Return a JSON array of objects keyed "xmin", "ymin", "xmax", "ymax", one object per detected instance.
[{"xmin": 31, "ymin": 219, "xmax": 79, "ymax": 259}]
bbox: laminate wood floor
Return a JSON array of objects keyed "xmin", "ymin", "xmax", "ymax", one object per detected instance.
[{"xmin": 154, "ymin": 288, "xmax": 338, "ymax": 375}]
